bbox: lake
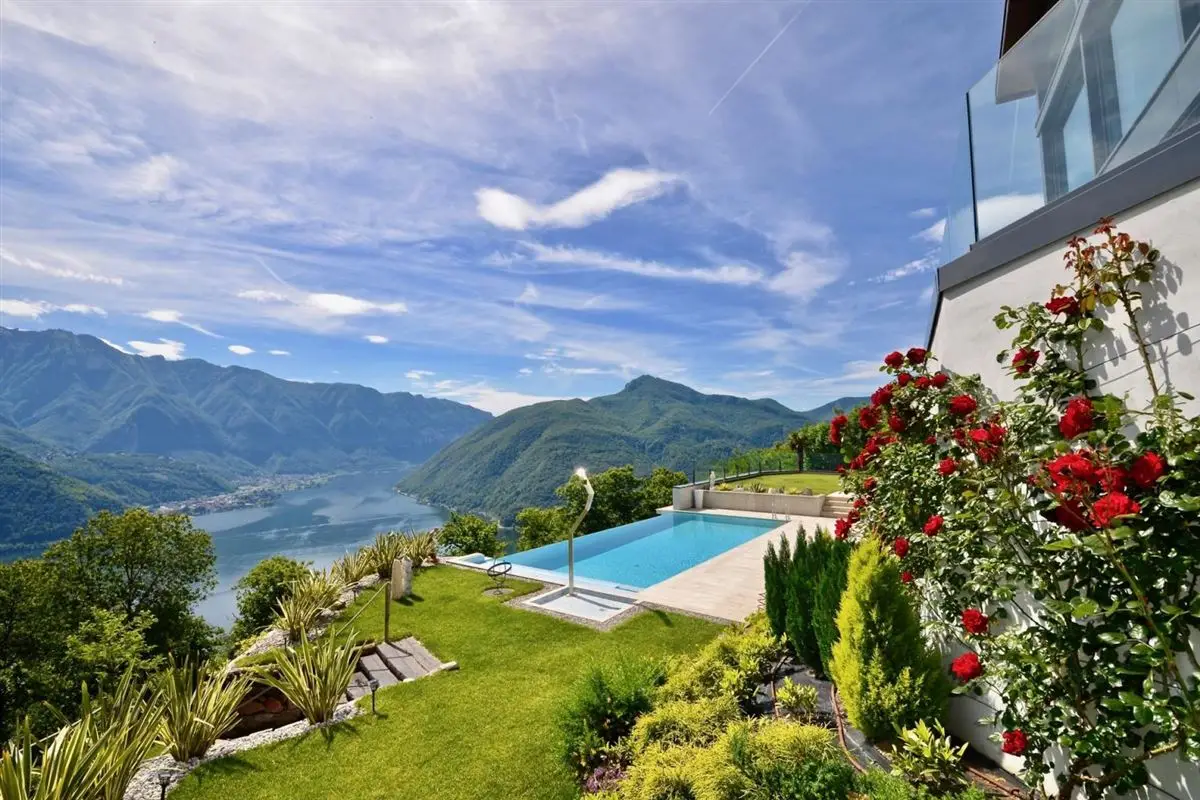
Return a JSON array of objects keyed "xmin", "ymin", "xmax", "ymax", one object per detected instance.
[{"xmin": 192, "ymin": 470, "xmax": 448, "ymax": 628}]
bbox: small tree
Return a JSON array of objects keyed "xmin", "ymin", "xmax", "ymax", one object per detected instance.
[
  {"xmin": 515, "ymin": 506, "xmax": 571, "ymax": 551},
  {"xmin": 829, "ymin": 539, "xmax": 947, "ymax": 740},
  {"xmin": 439, "ymin": 511, "xmax": 502, "ymax": 557},
  {"xmin": 810, "ymin": 536, "xmax": 852, "ymax": 676},
  {"xmin": 786, "ymin": 430, "xmax": 806, "ymax": 472},
  {"xmin": 762, "ymin": 534, "xmax": 791, "ymax": 640},
  {"xmin": 784, "ymin": 533, "xmax": 821, "ymax": 670},
  {"xmin": 231, "ymin": 555, "xmax": 310, "ymax": 643}
]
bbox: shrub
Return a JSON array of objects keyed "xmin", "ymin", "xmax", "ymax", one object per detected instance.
[
  {"xmin": 254, "ymin": 633, "xmax": 360, "ymax": 724},
  {"xmin": 515, "ymin": 506, "xmax": 571, "ymax": 551},
  {"xmin": 829, "ymin": 540, "xmax": 947, "ymax": 740},
  {"xmin": 628, "ymin": 695, "xmax": 740, "ymax": 755},
  {"xmin": 401, "ymin": 530, "xmax": 439, "ymax": 565},
  {"xmin": 775, "ymin": 680, "xmax": 818, "ymax": 721},
  {"xmin": 888, "ymin": 720, "xmax": 968, "ymax": 796},
  {"xmin": 158, "ymin": 660, "xmax": 250, "ymax": 761},
  {"xmin": 763, "ymin": 535, "xmax": 791, "ymax": 640},
  {"xmin": 230, "ymin": 555, "xmax": 310, "ymax": 642},
  {"xmin": 619, "ymin": 744, "xmax": 707, "ymax": 800},
  {"xmin": 810, "ymin": 536, "xmax": 851, "ymax": 675},
  {"xmin": 330, "ymin": 548, "xmax": 374, "ymax": 585},
  {"xmin": 275, "ymin": 591, "xmax": 322, "ymax": 641},
  {"xmin": 557, "ymin": 657, "xmax": 664, "ymax": 778},
  {"xmin": 660, "ymin": 613, "xmax": 782, "ymax": 708},
  {"xmin": 367, "ymin": 532, "xmax": 408, "ymax": 579},
  {"xmin": 438, "ymin": 512, "xmax": 502, "ymax": 557},
  {"xmin": 785, "ymin": 533, "xmax": 821, "ymax": 670},
  {"xmin": 290, "ymin": 569, "xmax": 345, "ymax": 610}
]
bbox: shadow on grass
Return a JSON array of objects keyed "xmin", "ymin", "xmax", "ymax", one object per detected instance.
[
  {"xmin": 395, "ymin": 592, "xmax": 425, "ymax": 607},
  {"xmin": 288, "ymin": 717, "xmax": 364, "ymax": 751},
  {"xmin": 650, "ymin": 609, "xmax": 675, "ymax": 627},
  {"xmin": 188, "ymin": 755, "xmax": 260, "ymax": 786}
]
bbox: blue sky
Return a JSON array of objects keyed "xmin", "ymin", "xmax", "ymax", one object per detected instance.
[{"xmin": 0, "ymin": 1, "xmax": 1002, "ymax": 414}]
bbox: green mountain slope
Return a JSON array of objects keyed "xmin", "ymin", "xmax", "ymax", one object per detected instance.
[
  {"xmin": 398, "ymin": 376, "xmax": 852, "ymax": 521},
  {"xmin": 0, "ymin": 327, "xmax": 491, "ymax": 474},
  {"xmin": 0, "ymin": 445, "xmax": 122, "ymax": 554}
]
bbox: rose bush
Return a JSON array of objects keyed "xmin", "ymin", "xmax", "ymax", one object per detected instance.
[{"xmin": 834, "ymin": 220, "xmax": 1200, "ymax": 799}]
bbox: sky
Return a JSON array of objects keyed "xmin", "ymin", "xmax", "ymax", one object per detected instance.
[{"xmin": 0, "ymin": 0, "xmax": 1003, "ymax": 415}]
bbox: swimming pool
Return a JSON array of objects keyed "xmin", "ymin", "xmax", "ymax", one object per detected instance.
[{"xmin": 505, "ymin": 511, "xmax": 782, "ymax": 590}]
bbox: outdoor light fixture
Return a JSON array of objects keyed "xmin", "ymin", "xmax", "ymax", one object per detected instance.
[
  {"xmin": 368, "ymin": 677, "xmax": 379, "ymax": 713},
  {"xmin": 159, "ymin": 773, "xmax": 171, "ymax": 800},
  {"xmin": 567, "ymin": 467, "xmax": 595, "ymax": 596}
]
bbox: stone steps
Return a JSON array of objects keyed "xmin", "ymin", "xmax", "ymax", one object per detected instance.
[
  {"xmin": 821, "ymin": 493, "xmax": 854, "ymax": 519},
  {"xmin": 344, "ymin": 637, "xmax": 448, "ymax": 701}
]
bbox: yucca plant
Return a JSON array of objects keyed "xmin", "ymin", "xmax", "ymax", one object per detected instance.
[
  {"xmin": 0, "ymin": 673, "xmax": 160, "ymax": 800},
  {"xmin": 253, "ymin": 634, "xmax": 361, "ymax": 725},
  {"xmin": 401, "ymin": 530, "xmax": 439, "ymax": 566},
  {"xmin": 291, "ymin": 569, "xmax": 345, "ymax": 609},
  {"xmin": 331, "ymin": 548, "xmax": 373, "ymax": 584},
  {"xmin": 275, "ymin": 591, "xmax": 322, "ymax": 641},
  {"xmin": 158, "ymin": 659, "xmax": 251, "ymax": 761},
  {"xmin": 368, "ymin": 531, "xmax": 407, "ymax": 579}
]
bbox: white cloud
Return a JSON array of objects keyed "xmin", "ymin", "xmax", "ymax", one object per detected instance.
[
  {"xmin": 364, "ymin": 334, "xmax": 389, "ymax": 344},
  {"xmin": 477, "ymin": 168, "xmax": 679, "ymax": 230},
  {"xmin": 268, "ymin": 349, "xmax": 291, "ymax": 356},
  {"xmin": 873, "ymin": 251, "xmax": 939, "ymax": 283},
  {"xmin": 405, "ymin": 369, "xmax": 434, "ymax": 380},
  {"xmin": 0, "ymin": 247, "xmax": 123, "ymax": 285},
  {"xmin": 0, "ymin": 298, "xmax": 106, "ymax": 318},
  {"xmin": 238, "ymin": 289, "xmax": 407, "ymax": 319},
  {"xmin": 910, "ymin": 207, "xmax": 938, "ymax": 219},
  {"xmin": 228, "ymin": 344, "xmax": 254, "ymax": 355},
  {"xmin": 142, "ymin": 308, "xmax": 220, "ymax": 337},
  {"xmin": 767, "ymin": 251, "xmax": 842, "ymax": 300},
  {"xmin": 427, "ymin": 379, "xmax": 574, "ymax": 415},
  {"xmin": 524, "ymin": 243, "xmax": 762, "ymax": 286},
  {"xmin": 916, "ymin": 218, "xmax": 946, "ymax": 244},
  {"xmin": 237, "ymin": 289, "xmax": 288, "ymax": 303},
  {"xmin": 127, "ymin": 338, "xmax": 186, "ymax": 360},
  {"xmin": 976, "ymin": 193, "xmax": 1044, "ymax": 237},
  {"xmin": 100, "ymin": 338, "xmax": 132, "ymax": 354},
  {"xmin": 514, "ymin": 282, "xmax": 639, "ymax": 311},
  {"xmin": 518, "ymin": 367, "xmax": 533, "ymax": 375}
]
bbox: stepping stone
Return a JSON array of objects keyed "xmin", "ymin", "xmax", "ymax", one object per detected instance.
[
  {"xmin": 376, "ymin": 641, "xmax": 426, "ymax": 680},
  {"xmin": 346, "ymin": 672, "xmax": 370, "ymax": 701},
  {"xmin": 398, "ymin": 637, "xmax": 442, "ymax": 673},
  {"xmin": 359, "ymin": 653, "xmax": 400, "ymax": 687}
]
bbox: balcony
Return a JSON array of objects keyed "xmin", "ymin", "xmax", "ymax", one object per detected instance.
[{"xmin": 943, "ymin": 0, "xmax": 1200, "ymax": 263}]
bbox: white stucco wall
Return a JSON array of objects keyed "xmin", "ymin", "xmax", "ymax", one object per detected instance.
[{"xmin": 931, "ymin": 178, "xmax": 1200, "ymax": 798}]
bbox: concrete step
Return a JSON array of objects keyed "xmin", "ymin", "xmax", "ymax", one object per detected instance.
[
  {"xmin": 397, "ymin": 637, "xmax": 442, "ymax": 674},
  {"xmin": 376, "ymin": 641, "xmax": 428, "ymax": 681}
]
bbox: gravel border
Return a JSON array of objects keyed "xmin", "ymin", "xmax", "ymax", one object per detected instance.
[{"xmin": 124, "ymin": 702, "xmax": 363, "ymax": 800}]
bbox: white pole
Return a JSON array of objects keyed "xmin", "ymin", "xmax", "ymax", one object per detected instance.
[{"xmin": 568, "ymin": 467, "xmax": 594, "ymax": 596}]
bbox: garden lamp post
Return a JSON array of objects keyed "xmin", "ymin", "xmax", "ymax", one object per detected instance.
[
  {"xmin": 567, "ymin": 467, "xmax": 594, "ymax": 596},
  {"xmin": 159, "ymin": 773, "xmax": 171, "ymax": 800},
  {"xmin": 368, "ymin": 677, "xmax": 379, "ymax": 714}
]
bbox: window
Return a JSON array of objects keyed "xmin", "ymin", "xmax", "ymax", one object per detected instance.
[{"xmin": 1111, "ymin": 0, "xmax": 1185, "ymax": 136}]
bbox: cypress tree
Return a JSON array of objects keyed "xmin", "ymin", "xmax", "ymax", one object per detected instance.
[
  {"xmin": 784, "ymin": 529, "xmax": 821, "ymax": 669},
  {"xmin": 811, "ymin": 534, "xmax": 852, "ymax": 676}
]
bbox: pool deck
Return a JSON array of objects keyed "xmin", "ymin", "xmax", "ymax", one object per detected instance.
[{"xmin": 636, "ymin": 509, "xmax": 835, "ymax": 622}]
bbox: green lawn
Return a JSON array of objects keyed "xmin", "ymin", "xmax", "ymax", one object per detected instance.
[
  {"xmin": 173, "ymin": 567, "xmax": 721, "ymax": 800},
  {"xmin": 720, "ymin": 472, "xmax": 842, "ymax": 494}
]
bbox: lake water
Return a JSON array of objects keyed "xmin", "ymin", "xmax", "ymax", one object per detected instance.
[{"xmin": 192, "ymin": 471, "xmax": 448, "ymax": 628}]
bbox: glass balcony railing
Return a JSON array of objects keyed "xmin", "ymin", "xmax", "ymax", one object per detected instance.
[{"xmin": 943, "ymin": 0, "xmax": 1200, "ymax": 263}]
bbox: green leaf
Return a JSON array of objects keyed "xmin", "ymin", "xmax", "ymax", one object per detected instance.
[
  {"xmin": 1118, "ymin": 691, "xmax": 1144, "ymax": 707},
  {"xmin": 1072, "ymin": 598, "xmax": 1100, "ymax": 619},
  {"xmin": 1043, "ymin": 537, "xmax": 1080, "ymax": 551},
  {"xmin": 1098, "ymin": 631, "xmax": 1125, "ymax": 646}
]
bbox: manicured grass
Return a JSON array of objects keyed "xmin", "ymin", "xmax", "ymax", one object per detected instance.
[
  {"xmin": 173, "ymin": 567, "xmax": 721, "ymax": 800},
  {"xmin": 721, "ymin": 472, "xmax": 842, "ymax": 495}
]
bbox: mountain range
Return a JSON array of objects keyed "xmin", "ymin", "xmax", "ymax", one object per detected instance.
[
  {"xmin": 398, "ymin": 376, "xmax": 860, "ymax": 521},
  {"xmin": 0, "ymin": 326, "xmax": 490, "ymax": 549}
]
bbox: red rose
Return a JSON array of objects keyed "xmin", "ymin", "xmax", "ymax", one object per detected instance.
[
  {"xmin": 948, "ymin": 395, "xmax": 977, "ymax": 416},
  {"xmin": 1130, "ymin": 452, "xmax": 1165, "ymax": 489},
  {"xmin": 925, "ymin": 435, "xmax": 937, "ymax": 445},
  {"xmin": 871, "ymin": 385, "xmax": 894, "ymax": 407},
  {"xmin": 915, "ymin": 376, "xmax": 932, "ymax": 390},
  {"xmin": 1059, "ymin": 396, "xmax": 1094, "ymax": 439},
  {"xmin": 1046, "ymin": 498, "xmax": 1092, "ymax": 531},
  {"xmin": 923, "ymin": 515, "xmax": 943, "ymax": 536},
  {"xmin": 969, "ymin": 428, "xmax": 990, "ymax": 444},
  {"xmin": 893, "ymin": 536, "xmax": 910, "ymax": 558},
  {"xmin": 863, "ymin": 477, "xmax": 877, "ymax": 492},
  {"xmin": 834, "ymin": 517, "xmax": 852, "ymax": 540},
  {"xmin": 906, "ymin": 347, "xmax": 928, "ymax": 365},
  {"xmin": 961, "ymin": 608, "xmax": 989, "ymax": 635},
  {"xmin": 888, "ymin": 413, "xmax": 906, "ymax": 433},
  {"xmin": 836, "ymin": 464, "xmax": 846, "ymax": 475},
  {"xmin": 884, "ymin": 351, "xmax": 905, "ymax": 368},
  {"xmin": 901, "ymin": 570, "xmax": 914, "ymax": 584},
  {"xmin": 853, "ymin": 497, "xmax": 867, "ymax": 510},
  {"xmin": 847, "ymin": 510, "xmax": 860, "ymax": 524},
  {"xmin": 1092, "ymin": 492, "xmax": 1141, "ymax": 528},
  {"xmin": 859, "ymin": 406, "xmax": 880, "ymax": 430},
  {"xmin": 950, "ymin": 652, "xmax": 982, "ymax": 682},
  {"xmin": 938, "ymin": 458, "xmax": 957, "ymax": 476},
  {"xmin": 1012, "ymin": 348, "xmax": 1039, "ymax": 375},
  {"xmin": 897, "ymin": 373, "xmax": 912, "ymax": 387},
  {"xmin": 1097, "ymin": 465, "xmax": 1128, "ymax": 492},
  {"xmin": 1045, "ymin": 296, "xmax": 1080, "ymax": 316},
  {"xmin": 1045, "ymin": 451, "xmax": 1098, "ymax": 493},
  {"xmin": 1002, "ymin": 729, "xmax": 1028, "ymax": 756},
  {"xmin": 931, "ymin": 372, "xmax": 949, "ymax": 388},
  {"xmin": 986, "ymin": 423, "xmax": 1006, "ymax": 444},
  {"xmin": 829, "ymin": 414, "xmax": 848, "ymax": 446}
]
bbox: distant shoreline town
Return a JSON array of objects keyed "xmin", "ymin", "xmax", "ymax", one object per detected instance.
[{"xmin": 156, "ymin": 474, "xmax": 334, "ymax": 516}]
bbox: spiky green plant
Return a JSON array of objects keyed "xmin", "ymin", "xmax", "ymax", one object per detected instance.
[
  {"xmin": 158, "ymin": 660, "xmax": 251, "ymax": 761},
  {"xmin": 401, "ymin": 530, "xmax": 439, "ymax": 566},
  {"xmin": 253, "ymin": 634, "xmax": 361, "ymax": 724},
  {"xmin": 0, "ymin": 673, "xmax": 160, "ymax": 800},
  {"xmin": 331, "ymin": 549, "xmax": 373, "ymax": 584},
  {"xmin": 368, "ymin": 531, "xmax": 408, "ymax": 579},
  {"xmin": 291, "ymin": 569, "xmax": 345, "ymax": 610},
  {"xmin": 275, "ymin": 591, "xmax": 322, "ymax": 641}
]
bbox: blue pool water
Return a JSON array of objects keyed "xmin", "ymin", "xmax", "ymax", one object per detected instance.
[{"xmin": 506, "ymin": 512, "xmax": 781, "ymax": 589}]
